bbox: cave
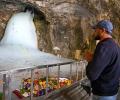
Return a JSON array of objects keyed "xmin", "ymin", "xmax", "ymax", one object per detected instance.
[
  {"xmin": 0, "ymin": 0, "xmax": 120, "ymax": 59},
  {"xmin": 0, "ymin": 0, "xmax": 54, "ymax": 53},
  {"xmin": 0, "ymin": 0, "xmax": 120, "ymax": 99},
  {"xmin": 0, "ymin": 0, "xmax": 97, "ymax": 59}
]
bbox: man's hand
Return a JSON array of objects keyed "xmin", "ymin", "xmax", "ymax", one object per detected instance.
[
  {"xmin": 0, "ymin": 80, "xmax": 3, "ymax": 85},
  {"xmin": 84, "ymin": 51, "xmax": 93, "ymax": 62}
]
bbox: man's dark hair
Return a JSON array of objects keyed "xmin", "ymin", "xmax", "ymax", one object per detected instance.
[{"xmin": 24, "ymin": 5, "xmax": 34, "ymax": 14}]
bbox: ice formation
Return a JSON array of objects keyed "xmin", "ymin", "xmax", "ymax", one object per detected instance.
[{"xmin": 0, "ymin": 11, "xmax": 38, "ymax": 49}]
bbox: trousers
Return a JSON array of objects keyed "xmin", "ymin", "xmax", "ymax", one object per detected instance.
[{"xmin": 92, "ymin": 94, "xmax": 117, "ymax": 100}]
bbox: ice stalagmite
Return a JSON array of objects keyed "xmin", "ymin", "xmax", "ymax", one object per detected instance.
[{"xmin": 1, "ymin": 10, "xmax": 38, "ymax": 49}]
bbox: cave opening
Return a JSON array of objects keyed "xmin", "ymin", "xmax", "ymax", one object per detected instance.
[{"xmin": 0, "ymin": 1, "xmax": 52, "ymax": 52}]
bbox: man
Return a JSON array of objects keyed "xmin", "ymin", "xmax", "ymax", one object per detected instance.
[{"xmin": 85, "ymin": 20, "xmax": 120, "ymax": 100}]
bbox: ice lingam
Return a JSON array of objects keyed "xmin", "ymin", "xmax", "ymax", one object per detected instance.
[{"xmin": 1, "ymin": 6, "xmax": 38, "ymax": 49}]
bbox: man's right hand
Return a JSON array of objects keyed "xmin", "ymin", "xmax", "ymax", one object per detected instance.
[
  {"xmin": 84, "ymin": 51, "xmax": 93, "ymax": 62},
  {"xmin": 0, "ymin": 80, "xmax": 3, "ymax": 85}
]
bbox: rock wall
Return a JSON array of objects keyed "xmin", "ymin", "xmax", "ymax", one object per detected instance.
[{"xmin": 0, "ymin": 0, "xmax": 120, "ymax": 59}]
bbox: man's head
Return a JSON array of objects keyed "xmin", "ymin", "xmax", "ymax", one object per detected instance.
[{"xmin": 92, "ymin": 20, "xmax": 113, "ymax": 40}]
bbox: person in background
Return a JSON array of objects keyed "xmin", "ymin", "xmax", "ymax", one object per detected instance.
[{"xmin": 85, "ymin": 20, "xmax": 120, "ymax": 100}]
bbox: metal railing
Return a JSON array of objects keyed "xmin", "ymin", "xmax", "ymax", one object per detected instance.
[{"xmin": 0, "ymin": 60, "xmax": 87, "ymax": 100}]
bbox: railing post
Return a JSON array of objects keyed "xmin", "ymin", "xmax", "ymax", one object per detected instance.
[
  {"xmin": 46, "ymin": 66, "xmax": 49, "ymax": 97},
  {"xmin": 80, "ymin": 60, "xmax": 87, "ymax": 80},
  {"xmin": 30, "ymin": 69, "xmax": 34, "ymax": 100},
  {"xmin": 76, "ymin": 62, "xmax": 79, "ymax": 81},
  {"xmin": 3, "ymin": 74, "xmax": 6, "ymax": 100},
  {"xmin": 70, "ymin": 63, "xmax": 72, "ymax": 81},
  {"xmin": 57, "ymin": 65, "xmax": 60, "ymax": 88},
  {"xmin": 81, "ymin": 61, "xmax": 84, "ymax": 79},
  {"xmin": 8, "ymin": 74, "xmax": 12, "ymax": 100}
]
